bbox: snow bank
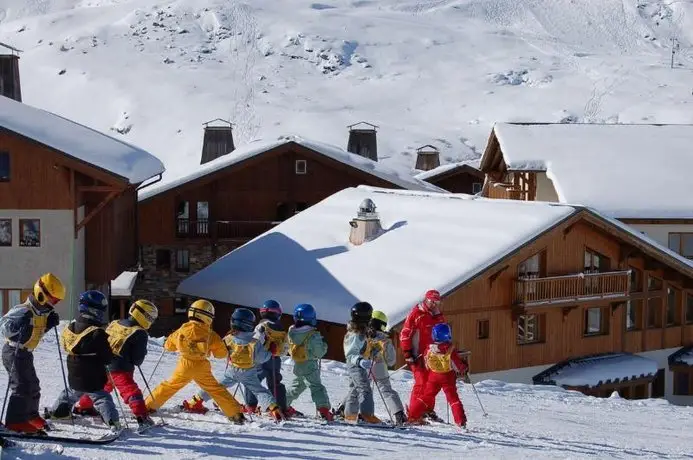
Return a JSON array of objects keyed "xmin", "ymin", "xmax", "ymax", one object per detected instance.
[
  {"xmin": 178, "ymin": 186, "xmax": 575, "ymax": 325},
  {"xmin": 0, "ymin": 96, "xmax": 164, "ymax": 184},
  {"xmin": 110, "ymin": 271, "xmax": 138, "ymax": 297},
  {"xmin": 493, "ymin": 123, "xmax": 693, "ymax": 218}
]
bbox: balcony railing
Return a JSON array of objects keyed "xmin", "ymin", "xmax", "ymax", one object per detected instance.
[
  {"xmin": 175, "ymin": 219, "xmax": 279, "ymax": 240},
  {"xmin": 514, "ymin": 270, "xmax": 631, "ymax": 307}
]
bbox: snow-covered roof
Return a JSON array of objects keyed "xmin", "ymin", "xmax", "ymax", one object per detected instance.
[
  {"xmin": 177, "ymin": 186, "xmax": 577, "ymax": 325},
  {"xmin": 0, "ymin": 96, "xmax": 164, "ymax": 184},
  {"xmin": 110, "ymin": 271, "xmax": 138, "ymax": 297},
  {"xmin": 415, "ymin": 158, "xmax": 482, "ymax": 181},
  {"xmin": 534, "ymin": 353, "xmax": 658, "ymax": 388},
  {"xmin": 139, "ymin": 135, "xmax": 444, "ymax": 200},
  {"xmin": 491, "ymin": 123, "xmax": 693, "ymax": 218},
  {"xmin": 669, "ymin": 346, "xmax": 693, "ymax": 367}
]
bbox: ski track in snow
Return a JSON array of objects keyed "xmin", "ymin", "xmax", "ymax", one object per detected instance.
[{"xmin": 0, "ymin": 326, "xmax": 692, "ymax": 459}]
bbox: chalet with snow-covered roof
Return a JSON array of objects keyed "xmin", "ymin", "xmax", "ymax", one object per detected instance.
[
  {"xmin": 177, "ymin": 186, "xmax": 693, "ymax": 403},
  {"xmin": 135, "ymin": 134, "xmax": 443, "ymax": 334},
  {"xmin": 415, "ymin": 159, "xmax": 485, "ymax": 194},
  {"xmin": 0, "ymin": 94, "xmax": 164, "ymax": 318},
  {"xmin": 479, "ymin": 122, "xmax": 693, "ymax": 257}
]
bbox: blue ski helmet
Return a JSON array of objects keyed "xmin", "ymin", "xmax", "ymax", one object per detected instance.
[
  {"xmin": 78, "ymin": 290, "xmax": 108, "ymax": 323},
  {"xmin": 260, "ymin": 299, "xmax": 282, "ymax": 318},
  {"xmin": 432, "ymin": 323, "xmax": 452, "ymax": 343},
  {"xmin": 231, "ymin": 308, "xmax": 256, "ymax": 332},
  {"xmin": 293, "ymin": 303, "xmax": 317, "ymax": 326}
]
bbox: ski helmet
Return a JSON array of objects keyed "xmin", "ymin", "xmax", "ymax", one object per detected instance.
[
  {"xmin": 293, "ymin": 303, "xmax": 317, "ymax": 326},
  {"xmin": 422, "ymin": 289, "xmax": 442, "ymax": 312},
  {"xmin": 350, "ymin": 302, "xmax": 373, "ymax": 324},
  {"xmin": 432, "ymin": 323, "xmax": 452, "ymax": 343},
  {"xmin": 78, "ymin": 290, "xmax": 108, "ymax": 323},
  {"xmin": 129, "ymin": 299, "xmax": 159, "ymax": 329},
  {"xmin": 369, "ymin": 310, "xmax": 388, "ymax": 332},
  {"xmin": 231, "ymin": 308, "xmax": 256, "ymax": 332},
  {"xmin": 260, "ymin": 299, "xmax": 282, "ymax": 319},
  {"xmin": 34, "ymin": 273, "xmax": 66, "ymax": 307},
  {"xmin": 188, "ymin": 299, "xmax": 215, "ymax": 325}
]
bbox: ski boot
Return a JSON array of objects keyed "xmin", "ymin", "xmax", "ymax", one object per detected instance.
[
  {"xmin": 229, "ymin": 413, "xmax": 246, "ymax": 425},
  {"xmin": 424, "ymin": 410, "xmax": 444, "ymax": 423},
  {"xmin": 109, "ymin": 420, "xmax": 123, "ymax": 434},
  {"xmin": 331, "ymin": 403, "xmax": 345, "ymax": 420},
  {"xmin": 394, "ymin": 410, "xmax": 407, "ymax": 426},
  {"xmin": 268, "ymin": 404, "xmax": 285, "ymax": 422},
  {"xmin": 317, "ymin": 407, "xmax": 333, "ymax": 421},
  {"xmin": 344, "ymin": 414, "xmax": 358, "ymax": 424},
  {"xmin": 242, "ymin": 405, "xmax": 258, "ymax": 415},
  {"xmin": 361, "ymin": 414, "xmax": 382, "ymax": 424},
  {"xmin": 73, "ymin": 405, "xmax": 99, "ymax": 417},
  {"xmin": 136, "ymin": 415, "xmax": 156, "ymax": 431},
  {"xmin": 182, "ymin": 395, "xmax": 209, "ymax": 414},
  {"xmin": 284, "ymin": 406, "xmax": 303, "ymax": 419},
  {"xmin": 5, "ymin": 422, "xmax": 44, "ymax": 434},
  {"xmin": 28, "ymin": 416, "xmax": 52, "ymax": 432}
]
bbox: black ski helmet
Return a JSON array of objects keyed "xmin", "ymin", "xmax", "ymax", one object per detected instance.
[
  {"xmin": 350, "ymin": 301, "xmax": 373, "ymax": 324},
  {"xmin": 231, "ymin": 308, "xmax": 256, "ymax": 332}
]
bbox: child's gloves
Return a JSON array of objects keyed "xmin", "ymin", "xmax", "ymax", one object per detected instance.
[{"xmin": 358, "ymin": 358, "xmax": 373, "ymax": 370}]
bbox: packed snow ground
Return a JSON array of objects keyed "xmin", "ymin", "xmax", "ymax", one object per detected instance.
[
  {"xmin": 1, "ymin": 0, "xmax": 693, "ymax": 188},
  {"xmin": 1, "ymin": 325, "xmax": 692, "ymax": 459}
]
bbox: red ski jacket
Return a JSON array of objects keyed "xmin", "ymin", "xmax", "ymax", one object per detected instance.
[{"xmin": 399, "ymin": 303, "xmax": 446, "ymax": 359}]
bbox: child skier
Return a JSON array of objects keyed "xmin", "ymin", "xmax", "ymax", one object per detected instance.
[
  {"xmin": 407, "ymin": 323, "xmax": 468, "ymax": 428},
  {"xmin": 342, "ymin": 302, "xmax": 381, "ymax": 424},
  {"xmin": 48, "ymin": 291, "xmax": 121, "ymax": 432},
  {"xmin": 0, "ymin": 273, "xmax": 64, "ymax": 433},
  {"xmin": 367, "ymin": 310, "xmax": 407, "ymax": 425},
  {"xmin": 73, "ymin": 299, "xmax": 159, "ymax": 430},
  {"xmin": 285, "ymin": 303, "xmax": 333, "ymax": 421},
  {"xmin": 243, "ymin": 300, "xmax": 288, "ymax": 414},
  {"xmin": 182, "ymin": 308, "xmax": 284, "ymax": 421},
  {"xmin": 144, "ymin": 300, "xmax": 244, "ymax": 424}
]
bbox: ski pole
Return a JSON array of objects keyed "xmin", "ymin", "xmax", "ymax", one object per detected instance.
[
  {"xmin": 107, "ymin": 371, "xmax": 130, "ymax": 429},
  {"xmin": 54, "ymin": 327, "xmax": 75, "ymax": 426},
  {"xmin": 389, "ymin": 364, "xmax": 408, "ymax": 377},
  {"xmin": 1, "ymin": 328, "xmax": 23, "ymax": 423},
  {"xmin": 137, "ymin": 366, "xmax": 165, "ymax": 425},
  {"xmin": 147, "ymin": 347, "xmax": 166, "ymax": 383},
  {"xmin": 469, "ymin": 380, "xmax": 488, "ymax": 417},
  {"xmin": 369, "ymin": 355, "xmax": 394, "ymax": 425}
]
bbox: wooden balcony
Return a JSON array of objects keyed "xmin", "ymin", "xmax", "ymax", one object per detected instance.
[
  {"xmin": 175, "ymin": 219, "xmax": 279, "ymax": 240},
  {"xmin": 514, "ymin": 270, "xmax": 631, "ymax": 307}
]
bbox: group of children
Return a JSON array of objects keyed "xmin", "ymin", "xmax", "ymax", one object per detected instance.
[{"xmin": 0, "ymin": 272, "xmax": 469, "ymax": 435}]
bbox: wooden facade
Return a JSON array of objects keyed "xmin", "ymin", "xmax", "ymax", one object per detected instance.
[{"xmin": 419, "ymin": 164, "xmax": 485, "ymax": 194}]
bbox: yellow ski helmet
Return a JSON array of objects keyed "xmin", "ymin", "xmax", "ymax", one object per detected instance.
[
  {"xmin": 129, "ymin": 300, "xmax": 159, "ymax": 329},
  {"xmin": 370, "ymin": 310, "xmax": 389, "ymax": 332},
  {"xmin": 34, "ymin": 273, "xmax": 66, "ymax": 306},
  {"xmin": 188, "ymin": 299, "xmax": 215, "ymax": 325}
]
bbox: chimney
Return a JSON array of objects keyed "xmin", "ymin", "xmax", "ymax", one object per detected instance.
[
  {"xmin": 201, "ymin": 119, "xmax": 235, "ymax": 165},
  {"xmin": 347, "ymin": 122, "xmax": 378, "ymax": 162},
  {"xmin": 349, "ymin": 198, "xmax": 382, "ymax": 245},
  {"xmin": 0, "ymin": 42, "xmax": 22, "ymax": 102},
  {"xmin": 415, "ymin": 144, "xmax": 440, "ymax": 171}
]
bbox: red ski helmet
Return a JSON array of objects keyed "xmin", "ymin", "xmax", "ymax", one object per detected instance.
[{"xmin": 422, "ymin": 289, "xmax": 441, "ymax": 311}]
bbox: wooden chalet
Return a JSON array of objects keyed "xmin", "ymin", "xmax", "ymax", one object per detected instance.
[
  {"xmin": 415, "ymin": 159, "xmax": 485, "ymax": 194},
  {"xmin": 135, "ymin": 135, "xmax": 441, "ymax": 335},
  {"xmin": 176, "ymin": 186, "xmax": 693, "ymax": 403}
]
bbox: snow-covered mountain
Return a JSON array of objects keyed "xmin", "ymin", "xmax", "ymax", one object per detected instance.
[{"xmin": 1, "ymin": 0, "xmax": 692, "ymax": 187}]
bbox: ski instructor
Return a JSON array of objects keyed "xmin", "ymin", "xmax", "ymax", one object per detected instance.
[{"xmin": 399, "ymin": 289, "xmax": 447, "ymax": 422}]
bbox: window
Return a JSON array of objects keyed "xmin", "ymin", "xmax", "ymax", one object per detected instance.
[
  {"xmin": 629, "ymin": 267, "xmax": 642, "ymax": 292},
  {"xmin": 176, "ymin": 201, "xmax": 190, "ymax": 235},
  {"xmin": 477, "ymin": 320, "xmax": 489, "ymax": 339},
  {"xmin": 175, "ymin": 249, "xmax": 189, "ymax": 272},
  {"xmin": 472, "ymin": 182, "xmax": 483, "ymax": 194},
  {"xmin": 584, "ymin": 307, "xmax": 608, "ymax": 336},
  {"xmin": 673, "ymin": 371, "xmax": 692, "ymax": 396},
  {"xmin": 518, "ymin": 252, "xmax": 544, "ymax": 279},
  {"xmin": 625, "ymin": 300, "xmax": 643, "ymax": 331},
  {"xmin": 0, "ymin": 152, "xmax": 9, "ymax": 181},
  {"xmin": 687, "ymin": 294, "xmax": 693, "ymax": 324},
  {"xmin": 0, "ymin": 219, "xmax": 11, "ymax": 246},
  {"xmin": 18, "ymin": 219, "xmax": 40, "ymax": 247},
  {"xmin": 648, "ymin": 276, "xmax": 662, "ymax": 291},
  {"xmin": 666, "ymin": 287, "xmax": 680, "ymax": 326},
  {"xmin": 668, "ymin": 233, "xmax": 693, "ymax": 258},
  {"xmin": 647, "ymin": 297, "xmax": 662, "ymax": 328},
  {"xmin": 174, "ymin": 297, "xmax": 189, "ymax": 314},
  {"xmin": 196, "ymin": 202, "xmax": 209, "ymax": 236},
  {"xmin": 155, "ymin": 249, "xmax": 171, "ymax": 270},
  {"xmin": 584, "ymin": 249, "xmax": 610, "ymax": 273},
  {"xmin": 517, "ymin": 314, "xmax": 543, "ymax": 344},
  {"xmin": 295, "ymin": 159, "xmax": 307, "ymax": 175}
]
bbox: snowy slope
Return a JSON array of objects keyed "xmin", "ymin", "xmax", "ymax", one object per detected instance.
[
  {"xmin": 1, "ymin": 324, "xmax": 692, "ymax": 459},
  {"xmin": 1, "ymin": 0, "xmax": 693, "ymax": 189}
]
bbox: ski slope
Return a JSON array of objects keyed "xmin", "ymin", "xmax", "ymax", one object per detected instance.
[
  {"xmin": 1, "ymin": 0, "xmax": 693, "ymax": 188},
  {"xmin": 1, "ymin": 327, "xmax": 692, "ymax": 459}
]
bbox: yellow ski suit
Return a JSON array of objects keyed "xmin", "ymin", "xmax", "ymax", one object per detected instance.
[{"xmin": 144, "ymin": 320, "xmax": 241, "ymax": 417}]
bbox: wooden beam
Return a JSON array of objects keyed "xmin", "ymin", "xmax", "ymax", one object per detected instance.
[
  {"xmin": 489, "ymin": 264, "xmax": 509, "ymax": 286},
  {"xmin": 78, "ymin": 185, "xmax": 123, "ymax": 193},
  {"xmin": 76, "ymin": 191, "xmax": 119, "ymax": 233},
  {"xmin": 562, "ymin": 222, "xmax": 577, "ymax": 238}
]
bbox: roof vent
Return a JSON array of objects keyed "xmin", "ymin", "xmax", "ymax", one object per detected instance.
[
  {"xmin": 349, "ymin": 198, "xmax": 382, "ymax": 245},
  {"xmin": 201, "ymin": 119, "xmax": 235, "ymax": 165},
  {"xmin": 347, "ymin": 122, "xmax": 378, "ymax": 162},
  {"xmin": 0, "ymin": 42, "xmax": 22, "ymax": 102},
  {"xmin": 415, "ymin": 144, "xmax": 440, "ymax": 171}
]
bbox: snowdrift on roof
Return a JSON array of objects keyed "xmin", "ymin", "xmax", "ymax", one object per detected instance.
[
  {"xmin": 493, "ymin": 123, "xmax": 693, "ymax": 218},
  {"xmin": 178, "ymin": 186, "xmax": 576, "ymax": 325},
  {"xmin": 0, "ymin": 96, "xmax": 164, "ymax": 184},
  {"xmin": 414, "ymin": 158, "xmax": 482, "ymax": 181},
  {"xmin": 539, "ymin": 353, "xmax": 658, "ymax": 389}
]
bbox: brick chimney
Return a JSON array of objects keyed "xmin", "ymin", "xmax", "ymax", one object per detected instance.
[
  {"xmin": 347, "ymin": 122, "xmax": 378, "ymax": 162},
  {"xmin": 349, "ymin": 198, "xmax": 382, "ymax": 245},
  {"xmin": 415, "ymin": 144, "xmax": 440, "ymax": 171},
  {"xmin": 201, "ymin": 119, "xmax": 235, "ymax": 165},
  {"xmin": 0, "ymin": 42, "xmax": 22, "ymax": 102}
]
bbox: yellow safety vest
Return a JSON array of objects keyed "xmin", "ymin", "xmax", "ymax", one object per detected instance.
[
  {"xmin": 289, "ymin": 331, "xmax": 316, "ymax": 364},
  {"xmin": 362, "ymin": 338, "xmax": 386, "ymax": 361},
  {"xmin": 263, "ymin": 327, "xmax": 287, "ymax": 357},
  {"xmin": 224, "ymin": 336, "xmax": 256, "ymax": 370},
  {"xmin": 426, "ymin": 348, "xmax": 453, "ymax": 373},
  {"xmin": 60, "ymin": 325, "xmax": 99, "ymax": 356},
  {"xmin": 106, "ymin": 321, "xmax": 143, "ymax": 356},
  {"xmin": 23, "ymin": 310, "xmax": 49, "ymax": 351}
]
